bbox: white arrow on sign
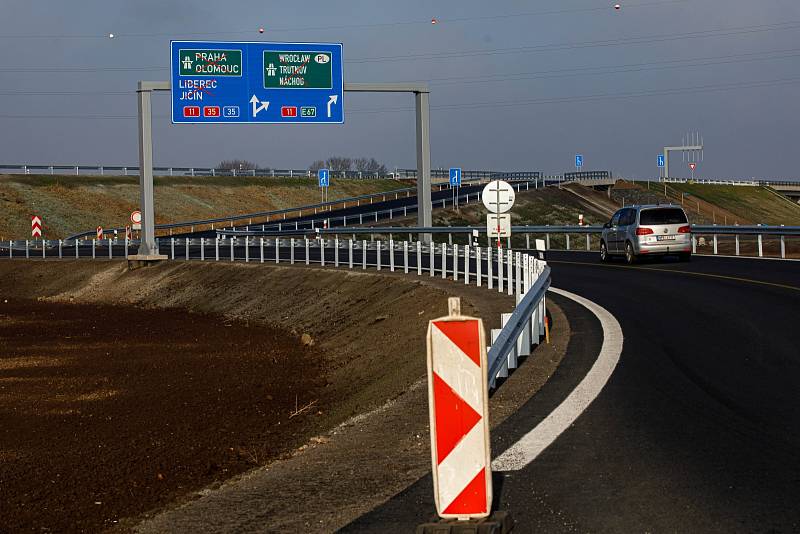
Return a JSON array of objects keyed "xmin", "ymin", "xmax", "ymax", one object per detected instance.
[
  {"xmin": 327, "ymin": 94, "xmax": 338, "ymax": 118},
  {"xmin": 250, "ymin": 95, "xmax": 270, "ymax": 117}
]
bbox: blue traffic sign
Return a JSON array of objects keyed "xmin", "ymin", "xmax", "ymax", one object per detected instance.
[
  {"xmin": 449, "ymin": 167, "xmax": 462, "ymax": 187},
  {"xmin": 657, "ymin": 154, "xmax": 665, "ymax": 168},
  {"xmin": 575, "ymin": 154, "xmax": 584, "ymax": 168},
  {"xmin": 318, "ymin": 169, "xmax": 330, "ymax": 187},
  {"xmin": 171, "ymin": 41, "xmax": 344, "ymax": 124}
]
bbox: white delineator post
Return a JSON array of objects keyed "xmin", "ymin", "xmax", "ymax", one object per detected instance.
[{"xmin": 426, "ymin": 297, "xmax": 492, "ymax": 519}]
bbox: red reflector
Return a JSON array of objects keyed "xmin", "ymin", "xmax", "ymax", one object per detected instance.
[
  {"xmin": 678, "ymin": 225, "xmax": 691, "ymax": 233},
  {"xmin": 636, "ymin": 228, "xmax": 654, "ymax": 235}
]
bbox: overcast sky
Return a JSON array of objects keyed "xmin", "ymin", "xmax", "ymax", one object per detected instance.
[{"xmin": 1, "ymin": 0, "xmax": 799, "ymax": 179}]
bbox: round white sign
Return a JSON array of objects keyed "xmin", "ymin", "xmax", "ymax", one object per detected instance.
[
  {"xmin": 481, "ymin": 180, "xmax": 515, "ymax": 214},
  {"xmin": 131, "ymin": 210, "xmax": 142, "ymax": 224}
]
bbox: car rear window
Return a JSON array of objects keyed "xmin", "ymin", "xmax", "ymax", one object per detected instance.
[{"xmin": 639, "ymin": 208, "xmax": 688, "ymax": 225}]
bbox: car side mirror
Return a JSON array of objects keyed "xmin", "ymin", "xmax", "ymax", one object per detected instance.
[{"xmin": 603, "ymin": 222, "xmax": 612, "ymax": 229}]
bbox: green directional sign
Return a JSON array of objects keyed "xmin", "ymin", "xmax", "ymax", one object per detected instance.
[
  {"xmin": 263, "ymin": 50, "xmax": 333, "ymax": 89},
  {"xmin": 178, "ymin": 49, "xmax": 242, "ymax": 76}
]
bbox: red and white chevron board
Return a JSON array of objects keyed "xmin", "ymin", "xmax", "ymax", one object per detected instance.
[
  {"xmin": 31, "ymin": 216, "xmax": 42, "ymax": 238},
  {"xmin": 96, "ymin": 226, "xmax": 103, "ymax": 240},
  {"xmin": 426, "ymin": 309, "xmax": 492, "ymax": 518}
]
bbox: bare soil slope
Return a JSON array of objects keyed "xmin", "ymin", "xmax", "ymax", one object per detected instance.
[{"xmin": 0, "ymin": 261, "xmax": 514, "ymax": 532}]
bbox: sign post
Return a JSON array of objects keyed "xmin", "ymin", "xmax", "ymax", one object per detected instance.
[
  {"xmin": 426, "ymin": 297, "xmax": 492, "ymax": 520},
  {"xmin": 449, "ymin": 167, "xmax": 462, "ymax": 211}
]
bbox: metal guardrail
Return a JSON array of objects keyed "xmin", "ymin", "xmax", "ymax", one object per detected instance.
[{"xmin": 661, "ymin": 177, "xmax": 800, "ymax": 187}]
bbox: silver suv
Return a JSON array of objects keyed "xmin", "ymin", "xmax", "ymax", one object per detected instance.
[{"xmin": 600, "ymin": 205, "xmax": 692, "ymax": 264}]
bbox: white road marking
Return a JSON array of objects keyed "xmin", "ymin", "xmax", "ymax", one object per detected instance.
[{"xmin": 491, "ymin": 287, "xmax": 623, "ymax": 471}]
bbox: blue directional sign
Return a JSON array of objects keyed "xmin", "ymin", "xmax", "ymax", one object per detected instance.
[
  {"xmin": 575, "ymin": 154, "xmax": 584, "ymax": 168},
  {"xmin": 657, "ymin": 154, "xmax": 665, "ymax": 168},
  {"xmin": 170, "ymin": 41, "xmax": 344, "ymax": 124},
  {"xmin": 449, "ymin": 167, "xmax": 462, "ymax": 187},
  {"xmin": 318, "ymin": 168, "xmax": 330, "ymax": 187}
]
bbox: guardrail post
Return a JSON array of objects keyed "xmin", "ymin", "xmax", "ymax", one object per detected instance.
[
  {"xmin": 501, "ymin": 313, "xmax": 519, "ymax": 370},
  {"xmin": 487, "ymin": 247, "xmax": 493, "ymax": 289},
  {"xmin": 348, "ymin": 239, "xmax": 354, "ymax": 268},
  {"xmin": 476, "ymin": 246, "xmax": 482, "ymax": 287},
  {"xmin": 198, "ymin": 237, "xmax": 204, "ymax": 261},
  {"xmin": 507, "ymin": 250, "xmax": 514, "ymax": 296},
  {"xmin": 389, "ymin": 240, "xmax": 395, "ymax": 271},
  {"xmin": 515, "ymin": 252, "xmax": 522, "ymax": 295},
  {"xmin": 170, "ymin": 238, "xmax": 175, "ymax": 259},
  {"xmin": 546, "ymin": 233, "xmax": 550, "ymax": 249},
  {"xmin": 41, "ymin": 239, "xmax": 46, "ymax": 259},
  {"xmin": 335, "ymin": 237, "xmax": 340, "ymax": 267},
  {"xmin": 185, "ymin": 238, "xmax": 190, "ymax": 261},
  {"xmin": 497, "ymin": 248, "xmax": 504, "ymax": 293},
  {"xmin": 25, "ymin": 239, "xmax": 30, "ymax": 258},
  {"xmin": 464, "ymin": 245, "xmax": 470, "ymax": 285},
  {"xmin": 258, "ymin": 238, "xmax": 263, "ymax": 263},
  {"xmin": 758, "ymin": 234, "xmax": 763, "ymax": 257},
  {"xmin": 289, "ymin": 238, "xmax": 295, "ymax": 264},
  {"xmin": 403, "ymin": 240, "xmax": 409, "ymax": 273},
  {"xmin": 376, "ymin": 241, "xmax": 381, "ymax": 270},
  {"xmin": 713, "ymin": 234, "xmax": 718, "ymax": 255},
  {"xmin": 58, "ymin": 240, "xmax": 63, "ymax": 259},
  {"xmin": 320, "ymin": 238, "xmax": 326, "ymax": 266},
  {"xmin": 565, "ymin": 234, "xmax": 570, "ymax": 251},
  {"xmin": 692, "ymin": 235, "xmax": 697, "ymax": 254},
  {"xmin": 230, "ymin": 237, "xmax": 234, "ymax": 261},
  {"xmin": 75, "ymin": 240, "xmax": 79, "ymax": 258},
  {"xmin": 362, "ymin": 240, "xmax": 367, "ymax": 269},
  {"xmin": 735, "ymin": 234, "xmax": 740, "ymax": 256},
  {"xmin": 780, "ymin": 234, "xmax": 786, "ymax": 259},
  {"xmin": 492, "ymin": 329, "xmax": 508, "ymax": 379},
  {"xmin": 441, "ymin": 243, "xmax": 447, "ymax": 279},
  {"xmin": 215, "ymin": 238, "xmax": 219, "ymax": 261},
  {"xmin": 586, "ymin": 234, "xmax": 591, "ymax": 251},
  {"xmin": 276, "ymin": 238, "xmax": 280, "ymax": 264},
  {"xmin": 448, "ymin": 233, "xmax": 452, "ymax": 245},
  {"xmin": 416, "ymin": 241, "xmax": 422, "ymax": 275},
  {"xmin": 429, "ymin": 241, "xmax": 435, "ymax": 276},
  {"xmin": 526, "ymin": 234, "xmax": 530, "ymax": 249},
  {"xmin": 304, "ymin": 238, "xmax": 310, "ymax": 265},
  {"xmin": 359, "ymin": 213, "xmax": 363, "ymax": 224},
  {"xmin": 452, "ymin": 243, "xmax": 458, "ymax": 280}
]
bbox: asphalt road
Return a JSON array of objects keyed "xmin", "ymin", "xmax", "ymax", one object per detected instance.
[{"xmin": 343, "ymin": 252, "xmax": 800, "ymax": 532}]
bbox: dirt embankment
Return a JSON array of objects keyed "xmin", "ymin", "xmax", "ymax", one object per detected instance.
[
  {"xmin": 0, "ymin": 260, "xmax": 516, "ymax": 532},
  {"xmin": 0, "ymin": 175, "xmax": 405, "ymax": 240}
]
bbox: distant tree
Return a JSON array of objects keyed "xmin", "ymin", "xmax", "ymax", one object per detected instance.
[
  {"xmin": 326, "ymin": 156, "xmax": 353, "ymax": 172},
  {"xmin": 309, "ymin": 160, "xmax": 326, "ymax": 172},
  {"xmin": 218, "ymin": 159, "xmax": 257, "ymax": 171}
]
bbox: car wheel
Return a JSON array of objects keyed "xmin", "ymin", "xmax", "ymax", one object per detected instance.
[
  {"xmin": 625, "ymin": 242, "xmax": 637, "ymax": 265},
  {"xmin": 600, "ymin": 241, "xmax": 609, "ymax": 262}
]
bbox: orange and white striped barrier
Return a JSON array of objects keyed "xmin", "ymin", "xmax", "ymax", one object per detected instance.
[{"xmin": 426, "ymin": 297, "xmax": 492, "ymax": 519}]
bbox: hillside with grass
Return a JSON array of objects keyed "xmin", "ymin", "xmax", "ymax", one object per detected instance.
[
  {"xmin": 0, "ymin": 175, "xmax": 406, "ymax": 239},
  {"xmin": 665, "ymin": 183, "xmax": 800, "ymax": 226}
]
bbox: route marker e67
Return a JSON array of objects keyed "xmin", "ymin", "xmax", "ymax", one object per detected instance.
[{"xmin": 170, "ymin": 41, "xmax": 344, "ymax": 124}]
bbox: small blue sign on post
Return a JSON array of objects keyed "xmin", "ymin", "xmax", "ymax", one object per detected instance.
[
  {"xmin": 575, "ymin": 154, "xmax": 584, "ymax": 168},
  {"xmin": 318, "ymin": 168, "xmax": 330, "ymax": 187},
  {"xmin": 171, "ymin": 41, "xmax": 344, "ymax": 124},
  {"xmin": 449, "ymin": 167, "xmax": 462, "ymax": 187},
  {"xmin": 657, "ymin": 154, "xmax": 665, "ymax": 168}
]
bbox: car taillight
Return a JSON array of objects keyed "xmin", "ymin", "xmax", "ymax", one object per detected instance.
[
  {"xmin": 678, "ymin": 225, "xmax": 691, "ymax": 233},
  {"xmin": 636, "ymin": 228, "xmax": 654, "ymax": 235}
]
